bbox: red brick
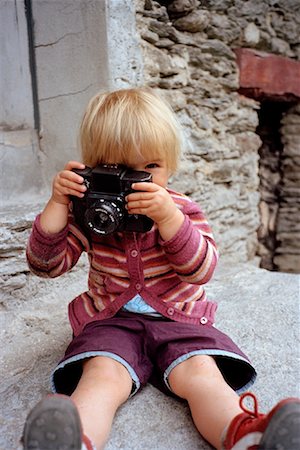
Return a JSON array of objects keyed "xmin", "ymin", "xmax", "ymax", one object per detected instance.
[{"xmin": 234, "ymin": 48, "xmax": 300, "ymax": 101}]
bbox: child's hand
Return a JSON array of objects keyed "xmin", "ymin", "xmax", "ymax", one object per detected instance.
[
  {"xmin": 126, "ymin": 182, "xmax": 184, "ymax": 240},
  {"xmin": 51, "ymin": 161, "xmax": 87, "ymax": 206}
]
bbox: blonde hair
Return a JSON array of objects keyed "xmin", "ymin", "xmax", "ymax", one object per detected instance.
[{"xmin": 80, "ymin": 87, "xmax": 181, "ymax": 173}]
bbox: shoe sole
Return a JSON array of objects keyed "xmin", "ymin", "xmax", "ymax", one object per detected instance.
[
  {"xmin": 22, "ymin": 395, "xmax": 82, "ymax": 450},
  {"xmin": 259, "ymin": 401, "xmax": 300, "ymax": 450}
]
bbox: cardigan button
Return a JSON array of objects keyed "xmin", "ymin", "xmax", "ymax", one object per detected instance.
[
  {"xmin": 200, "ymin": 316, "xmax": 208, "ymax": 325},
  {"xmin": 131, "ymin": 250, "xmax": 138, "ymax": 257},
  {"xmin": 167, "ymin": 307, "xmax": 174, "ymax": 316},
  {"xmin": 135, "ymin": 283, "xmax": 142, "ymax": 291}
]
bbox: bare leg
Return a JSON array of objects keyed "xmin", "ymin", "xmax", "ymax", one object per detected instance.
[
  {"xmin": 71, "ymin": 356, "xmax": 132, "ymax": 450},
  {"xmin": 168, "ymin": 355, "xmax": 242, "ymax": 450}
]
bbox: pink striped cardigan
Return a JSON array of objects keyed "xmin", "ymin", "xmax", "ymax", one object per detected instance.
[{"xmin": 26, "ymin": 189, "xmax": 219, "ymax": 336}]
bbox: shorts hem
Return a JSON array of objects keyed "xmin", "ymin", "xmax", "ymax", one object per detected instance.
[
  {"xmin": 163, "ymin": 349, "xmax": 256, "ymax": 393},
  {"xmin": 51, "ymin": 351, "xmax": 140, "ymax": 397}
]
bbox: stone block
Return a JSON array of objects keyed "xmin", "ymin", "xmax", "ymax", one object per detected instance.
[
  {"xmin": 234, "ymin": 48, "xmax": 300, "ymax": 101},
  {"xmin": 173, "ymin": 10, "xmax": 210, "ymax": 33}
]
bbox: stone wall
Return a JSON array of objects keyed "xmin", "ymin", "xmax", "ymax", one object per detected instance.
[
  {"xmin": 1, "ymin": 0, "xmax": 144, "ymax": 203},
  {"xmin": 0, "ymin": 1, "xmax": 145, "ymax": 294},
  {"xmin": 1, "ymin": 0, "xmax": 299, "ymax": 290},
  {"xmin": 134, "ymin": 0, "xmax": 299, "ymax": 267}
]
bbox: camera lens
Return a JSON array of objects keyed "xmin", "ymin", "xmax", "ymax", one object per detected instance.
[{"xmin": 85, "ymin": 199, "xmax": 124, "ymax": 235}]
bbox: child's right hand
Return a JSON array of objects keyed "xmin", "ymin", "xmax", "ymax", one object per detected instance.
[
  {"xmin": 51, "ymin": 161, "xmax": 87, "ymax": 205},
  {"xmin": 39, "ymin": 161, "xmax": 87, "ymax": 234}
]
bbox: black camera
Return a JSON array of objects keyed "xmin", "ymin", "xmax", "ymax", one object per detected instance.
[{"xmin": 71, "ymin": 164, "xmax": 153, "ymax": 236}]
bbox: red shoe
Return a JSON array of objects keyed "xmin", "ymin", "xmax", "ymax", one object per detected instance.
[
  {"xmin": 22, "ymin": 394, "xmax": 95, "ymax": 450},
  {"xmin": 222, "ymin": 392, "xmax": 300, "ymax": 450}
]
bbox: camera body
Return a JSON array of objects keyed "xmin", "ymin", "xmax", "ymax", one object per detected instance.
[{"xmin": 71, "ymin": 164, "xmax": 153, "ymax": 236}]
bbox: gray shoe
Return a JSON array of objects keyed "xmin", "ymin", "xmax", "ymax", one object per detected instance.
[
  {"xmin": 259, "ymin": 399, "xmax": 300, "ymax": 450},
  {"xmin": 22, "ymin": 395, "xmax": 82, "ymax": 450}
]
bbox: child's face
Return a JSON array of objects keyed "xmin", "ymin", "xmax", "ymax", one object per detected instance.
[{"xmin": 128, "ymin": 156, "xmax": 170, "ymax": 188}]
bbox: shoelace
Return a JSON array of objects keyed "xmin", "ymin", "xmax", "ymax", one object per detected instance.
[{"xmin": 239, "ymin": 392, "xmax": 260, "ymax": 418}]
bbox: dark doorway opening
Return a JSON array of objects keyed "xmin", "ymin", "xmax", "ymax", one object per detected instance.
[
  {"xmin": 234, "ymin": 48, "xmax": 300, "ymax": 273},
  {"xmin": 256, "ymin": 101, "xmax": 293, "ymax": 271}
]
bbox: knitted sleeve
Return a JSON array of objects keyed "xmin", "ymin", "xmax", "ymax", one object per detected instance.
[
  {"xmin": 159, "ymin": 196, "xmax": 218, "ymax": 285},
  {"xmin": 26, "ymin": 213, "xmax": 89, "ymax": 278}
]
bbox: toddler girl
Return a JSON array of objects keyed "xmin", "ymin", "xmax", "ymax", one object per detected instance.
[{"xmin": 23, "ymin": 88, "xmax": 299, "ymax": 450}]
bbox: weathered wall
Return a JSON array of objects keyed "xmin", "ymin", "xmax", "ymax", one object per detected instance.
[
  {"xmin": 0, "ymin": 1, "xmax": 44, "ymax": 202},
  {"xmin": 0, "ymin": 1, "xmax": 34, "ymax": 128},
  {"xmin": 134, "ymin": 0, "xmax": 300, "ymax": 266},
  {"xmin": 32, "ymin": 0, "xmax": 144, "ymax": 190},
  {"xmin": 0, "ymin": 0, "xmax": 144, "ymax": 292},
  {"xmin": 31, "ymin": 0, "xmax": 109, "ymax": 190},
  {"xmin": 1, "ymin": 0, "xmax": 299, "ymax": 281},
  {"xmin": 1, "ymin": 0, "xmax": 144, "ymax": 203}
]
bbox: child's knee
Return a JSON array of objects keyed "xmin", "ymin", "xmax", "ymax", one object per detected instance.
[
  {"xmin": 168, "ymin": 355, "xmax": 221, "ymax": 397},
  {"xmin": 174, "ymin": 355, "xmax": 218, "ymax": 378},
  {"xmin": 82, "ymin": 356, "xmax": 132, "ymax": 388}
]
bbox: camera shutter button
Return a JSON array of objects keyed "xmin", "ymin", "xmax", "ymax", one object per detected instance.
[{"xmin": 131, "ymin": 250, "xmax": 138, "ymax": 257}]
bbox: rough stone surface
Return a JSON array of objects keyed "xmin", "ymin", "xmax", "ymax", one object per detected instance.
[
  {"xmin": 0, "ymin": 204, "xmax": 46, "ymax": 296},
  {"xmin": 1, "ymin": 254, "xmax": 299, "ymax": 450},
  {"xmin": 1, "ymin": 202, "xmax": 299, "ymax": 448},
  {"xmin": 135, "ymin": 0, "xmax": 262, "ymax": 262},
  {"xmin": 0, "ymin": 130, "xmax": 45, "ymax": 204},
  {"xmin": 135, "ymin": 0, "xmax": 300, "ymax": 271}
]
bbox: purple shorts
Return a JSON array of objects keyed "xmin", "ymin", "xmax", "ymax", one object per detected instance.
[{"xmin": 52, "ymin": 311, "xmax": 256, "ymax": 397}]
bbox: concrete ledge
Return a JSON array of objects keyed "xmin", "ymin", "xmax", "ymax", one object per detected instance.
[
  {"xmin": 0, "ymin": 130, "xmax": 45, "ymax": 203},
  {"xmin": 1, "ymin": 260, "xmax": 299, "ymax": 449}
]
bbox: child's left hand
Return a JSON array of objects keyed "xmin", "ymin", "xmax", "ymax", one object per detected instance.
[{"xmin": 126, "ymin": 182, "xmax": 184, "ymax": 240}]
